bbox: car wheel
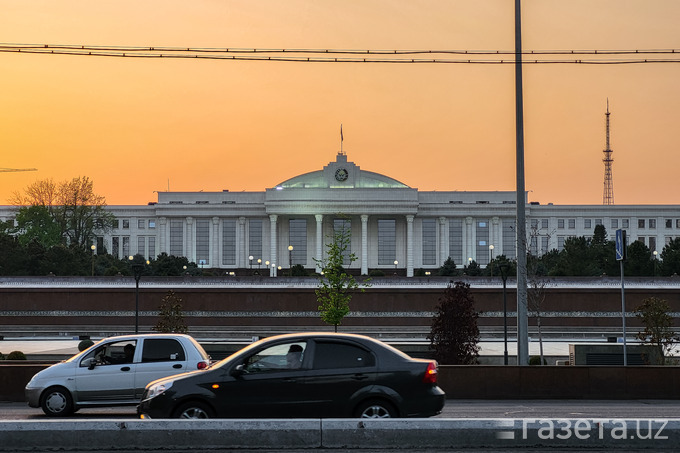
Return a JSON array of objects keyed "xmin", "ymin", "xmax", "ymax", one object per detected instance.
[
  {"xmin": 354, "ymin": 399, "xmax": 397, "ymax": 419},
  {"xmin": 40, "ymin": 386, "xmax": 74, "ymax": 417},
  {"xmin": 173, "ymin": 401, "xmax": 214, "ymax": 419}
]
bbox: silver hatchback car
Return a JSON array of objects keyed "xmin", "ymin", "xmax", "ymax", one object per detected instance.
[{"xmin": 25, "ymin": 333, "xmax": 211, "ymax": 416}]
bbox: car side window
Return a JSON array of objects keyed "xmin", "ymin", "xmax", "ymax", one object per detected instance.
[
  {"xmin": 312, "ymin": 342, "xmax": 375, "ymax": 369},
  {"xmin": 243, "ymin": 341, "xmax": 306, "ymax": 373},
  {"xmin": 141, "ymin": 339, "xmax": 186, "ymax": 362},
  {"xmin": 80, "ymin": 340, "xmax": 137, "ymax": 367}
]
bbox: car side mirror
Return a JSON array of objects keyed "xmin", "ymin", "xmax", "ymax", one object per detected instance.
[
  {"xmin": 82, "ymin": 358, "xmax": 96, "ymax": 370},
  {"xmin": 230, "ymin": 364, "xmax": 246, "ymax": 377}
]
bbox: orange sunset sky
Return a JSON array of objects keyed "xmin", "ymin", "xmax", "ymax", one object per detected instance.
[{"xmin": 1, "ymin": 1, "xmax": 679, "ymax": 206}]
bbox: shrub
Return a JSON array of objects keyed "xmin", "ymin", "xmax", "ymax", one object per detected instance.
[
  {"xmin": 368, "ymin": 269, "xmax": 385, "ymax": 277},
  {"xmin": 7, "ymin": 351, "xmax": 26, "ymax": 360},
  {"xmin": 0, "ymin": 352, "xmax": 5, "ymax": 360},
  {"xmin": 78, "ymin": 339, "xmax": 95, "ymax": 351},
  {"xmin": 529, "ymin": 355, "xmax": 547, "ymax": 365}
]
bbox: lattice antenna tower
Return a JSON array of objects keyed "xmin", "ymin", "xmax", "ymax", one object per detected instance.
[{"xmin": 602, "ymin": 99, "xmax": 614, "ymax": 205}]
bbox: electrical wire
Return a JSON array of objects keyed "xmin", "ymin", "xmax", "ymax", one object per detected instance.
[{"xmin": 1, "ymin": 43, "xmax": 679, "ymax": 64}]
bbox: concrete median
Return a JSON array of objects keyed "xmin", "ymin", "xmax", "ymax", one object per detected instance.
[{"xmin": 1, "ymin": 418, "xmax": 680, "ymax": 450}]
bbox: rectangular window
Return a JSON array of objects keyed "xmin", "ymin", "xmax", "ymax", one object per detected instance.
[
  {"xmin": 421, "ymin": 219, "xmax": 437, "ymax": 266},
  {"xmin": 222, "ymin": 219, "xmax": 236, "ymax": 266},
  {"xmin": 611, "ymin": 219, "xmax": 618, "ymax": 229},
  {"xmin": 502, "ymin": 219, "xmax": 516, "ymax": 259},
  {"xmin": 530, "ymin": 235, "xmax": 538, "ymax": 256},
  {"xmin": 249, "ymin": 219, "xmax": 263, "ymax": 263},
  {"xmin": 649, "ymin": 219, "xmax": 656, "ymax": 229},
  {"xmin": 568, "ymin": 219, "xmax": 576, "ymax": 229},
  {"xmin": 595, "ymin": 219, "xmax": 602, "ymax": 226},
  {"xmin": 122, "ymin": 220, "xmax": 130, "ymax": 229},
  {"xmin": 622, "ymin": 219, "xmax": 629, "ymax": 228},
  {"xmin": 677, "ymin": 219, "xmax": 680, "ymax": 229},
  {"xmin": 666, "ymin": 219, "xmax": 673, "ymax": 229},
  {"xmin": 112, "ymin": 237, "xmax": 120, "ymax": 258},
  {"xmin": 449, "ymin": 218, "xmax": 463, "ymax": 264},
  {"xmin": 148, "ymin": 237, "xmax": 156, "ymax": 260},
  {"xmin": 138, "ymin": 236, "xmax": 145, "ymax": 257},
  {"xmin": 170, "ymin": 220, "xmax": 184, "ymax": 256},
  {"xmin": 541, "ymin": 236, "xmax": 549, "ymax": 254},
  {"xmin": 378, "ymin": 219, "xmax": 396, "ymax": 265},
  {"xmin": 530, "ymin": 219, "xmax": 538, "ymax": 229},
  {"xmin": 122, "ymin": 236, "xmax": 130, "ymax": 257},
  {"xmin": 196, "ymin": 219, "xmax": 210, "ymax": 266},
  {"xmin": 476, "ymin": 219, "xmax": 489, "ymax": 265},
  {"xmin": 112, "ymin": 219, "xmax": 120, "ymax": 229},
  {"xmin": 541, "ymin": 219, "xmax": 548, "ymax": 229},
  {"xmin": 638, "ymin": 236, "xmax": 645, "ymax": 245},
  {"xmin": 333, "ymin": 218, "xmax": 351, "ymax": 266},
  {"xmin": 138, "ymin": 219, "xmax": 145, "ymax": 229},
  {"xmin": 289, "ymin": 219, "xmax": 307, "ymax": 265},
  {"xmin": 148, "ymin": 219, "xmax": 156, "ymax": 229},
  {"xmin": 558, "ymin": 219, "xmax": 565, "ymax": 229},
  {"xmin": 638, "ymin": 219, "xmax": 645, "ymax": 228},
  {"xmin": 557, "ymin": 236, "xmax": 565, "ymax": 251},
  {"xmin": 584, "ymin": 219, "xmax": 592, "ymax": 229},
  {"xmin": 649, "ymin": 236, "xmax": 657, "ymax": 252}
]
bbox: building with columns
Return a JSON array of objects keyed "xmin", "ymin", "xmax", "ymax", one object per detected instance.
[{"xmin": 9, "ymin": 153, "xmax": 679, "ymax": 277}]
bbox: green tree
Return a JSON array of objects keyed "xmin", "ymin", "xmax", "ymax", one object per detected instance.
[
  {"xmin": 438, "ymin": 257, "xmax": 459, "ymax": 277},
  {"xmin": 153, "ymin": 290, "xmax": 188, "ymax": 333},
  {"xmin": 315, "ymin": 221, "xmax": 368, "ymax": 332},
  {"xmin": 634, "ymin": 297, "xmax": 678, "ymax": 365},
  {"xmin": 625, "ymin": 240, "xmax": 653, "ymax": 276},
  {"xmin": 660, "ymin": 238, "xmax": 680, "ymax": 276},
  {"xmin": 13, "ymin": 205, "xmax": 62, "ymax": 248},
  {"xmin": 428, "ymin": 281, "xmax": 480, "ymax": 364}
]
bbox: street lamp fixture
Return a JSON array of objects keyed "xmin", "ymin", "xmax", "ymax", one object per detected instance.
[
  {"xmin": 653, "ymin": 250, "xmax": 658, "ymax": 276},
  {"xmin": 128, "ymin": 255, "xmax": 147, "ymax": 334},
  {"xmin": 90, "ymin": 244, "xmax": 96, "ymax": 276},
  {"xmin": 489, "ymin": 245, "xmax": 495, "ymax": 277},
  {"xmin": 499, "ymin": 263, "xmax": 510, "ymax": 365},
  {"xmin": 288, "ymin": 245, "xmax": 294, "ymax": 275},
  {"xmin": 249, "ymin": 255, "xmax": 253, "ymax": 271}
]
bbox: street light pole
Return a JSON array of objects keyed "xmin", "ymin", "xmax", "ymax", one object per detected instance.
[
  {"xmin": 499, "ymin": 263, "xmax": 510, "ymax": 365},
  {"xmin": 489, "ymin": 245, "xmax": 494, "ymax": 277},
  {"xmin": 90, "ymin": 244, "xmax": 96, "ymax": 276},
  {"xmin": 288, "ymin": 245, "xmax": 294, "ymax": 276},
  {"xmin": 128, "ymin": 256, "xmax": 145, "ymax": 334}
]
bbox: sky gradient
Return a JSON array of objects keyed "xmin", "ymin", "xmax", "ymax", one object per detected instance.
[{"xmin": 1, "ymin": 1, "xmax": 679, "ymax": 206}]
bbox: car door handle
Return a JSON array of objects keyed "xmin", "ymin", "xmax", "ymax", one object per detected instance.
[
  {"xmin": 173, "ymin": 364, "xmax": 183, "ymax": 369},
  {"xmin": 352, "ymin": 374, "xmax": 369, "ymax": 380},
  {"xmin": 120, "ymin": 367, "xmax": 131, "ymax": 372}
]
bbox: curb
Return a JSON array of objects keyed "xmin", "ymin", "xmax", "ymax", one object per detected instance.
[{"xmin": 1, "ymin": 418, "xmax": 679, "ymax": 450}]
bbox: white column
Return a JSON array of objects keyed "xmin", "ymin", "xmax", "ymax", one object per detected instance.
[
  {"xmin": 238, "ymin": 217, "xmax": 246, "ymax": 268},
  {"xmin": 406, "ymin": 215, "xmax": 414, "ymax": 277},
  {"xmin": 438, "ymin": 217, "xmax": 447, "ymax": 266},
  {"xmin": 465, "ymin": 216, "xmax": 473, "ymax": 264},
  {"xmin": 158, "ymin": 217, "xmax": 167, "ymax": 254},
  {"xmin": 212, "ymin": 217, "xmax": 220, "ymax": 268},
  {"xmin": 186, "ymin": 217, "xmax": 194, "ymax": 262},
  {"xmin": 491, "ymin": 216, "xmax": 500, "ymax": 260},
  {"xmin": 269, "ymin": 215, "xmax": 278, "ymax": 277},
  {"xmin": 315, "ymin": 214, "xmax": 323, "ymax": 273},
  {"xmin": 361, "ymin": 215, "xmax": 369, "ymax": 275}
]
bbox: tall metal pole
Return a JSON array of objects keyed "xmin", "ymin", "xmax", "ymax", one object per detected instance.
[
  {"xmin": 515, "ymin": 0, "xmax": 529, "ymax": 365},
  {"xmin": 134, "ymin": 275, "xmax": 140, "ymax": 334},
  {"xmin": 620, "ymin": 259, "xmax": 627, "ymax": 366}
]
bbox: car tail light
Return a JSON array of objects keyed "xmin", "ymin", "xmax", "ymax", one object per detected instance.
[
  {"xmin": 422, "ymin": 361, "xmax": 438, "ymax": 384},
  {"xmin": 197, "ymin": 361, "xmax": 208, "ymax": 370}
]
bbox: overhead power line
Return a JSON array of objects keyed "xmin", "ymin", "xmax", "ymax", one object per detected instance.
[{"xmin": 1, "ymin": 43, "xmax": 680, "ymax": 64}]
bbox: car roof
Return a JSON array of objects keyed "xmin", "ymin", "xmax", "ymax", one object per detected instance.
[{"xmin": 96, "ymin": 333, "xmax": 193, "ymax": 342}]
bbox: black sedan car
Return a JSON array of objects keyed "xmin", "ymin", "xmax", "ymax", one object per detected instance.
[{"xmin": 137, "ymin": 332, "xmax": 445, "ymax": 419}]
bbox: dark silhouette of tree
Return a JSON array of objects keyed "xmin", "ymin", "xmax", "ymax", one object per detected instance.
[
  {"xmin": 428, "ymin": 281, "xmax": 480, "ymax": 365},
  {"xmin": 153, "ymin": 290, "xmax": 188, "ymax": 334},
  {"xmin": 625, "ymin": 240, "xmax": 653, "ymax": 276},
  {"xmin": 634, "ymin": 297, "xmax": 678, "ymax": 365},
  {"xmin": 438, "ymin": 257, "xmax": 458, "ymax": 276},
  {"xmin": 660, "ymin": 238, "xmax": 680, "ymax": 276}
]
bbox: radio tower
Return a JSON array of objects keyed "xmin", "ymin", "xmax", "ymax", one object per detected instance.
[{"xmin": 602, "ymin": 99, "xmax": 614, "ymax": 205}]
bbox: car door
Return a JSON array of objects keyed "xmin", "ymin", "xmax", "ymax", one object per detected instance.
[
  {"xmin": 75, "ymin": 339, "xmax": 137, "ymax": 402},
  {"xmin": 303, "ymin": 339, "xmax": 377, "ymax": 417},
  {"xmin": 214, "ymin": 340, "xmax": 310, "ymax": 418},
  {"xmin": 133, "ymin": 338, "xmax": 189, "ymax": 399}
]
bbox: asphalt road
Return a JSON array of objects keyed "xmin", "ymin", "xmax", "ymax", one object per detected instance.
[{"xmin": 3, "ymin": 399, "xmax": 680, "ymax": 420}]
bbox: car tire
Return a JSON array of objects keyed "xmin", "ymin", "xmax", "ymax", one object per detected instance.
[
  {"xmin": 40, "ymin": 386, "xmax": 74, "ymax": 417},
  {"xmin": 354, "ymin": 399, "xmax": 398, "ymax": 419},
  {"xmin": 172, "ymin": 401, "xmax": 214, "ymax": 419}
]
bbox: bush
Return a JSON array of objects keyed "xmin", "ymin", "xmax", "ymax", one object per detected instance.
[
  {"xmin": 7, "ymin": 351, "xmax": 26, "ymax": 360},
  {"xmin": 529, "ymin": 355, "xmax": 547, "ymax": 365},
  {"xmin": 291, "ymin": 264, "xmax": 307, "ymax": 276},
  {"xmin": 0, "ymin": 352, "xmax": 5, "ymax": 360},
  {"xmin": 368, "ymin": 269, "xmax": 385, "ymax": 277},
  {"xmin": 78, "ymin": 339, "xmax": 95, "ymax": 351}
]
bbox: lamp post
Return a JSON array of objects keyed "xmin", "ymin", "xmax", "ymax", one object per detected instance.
[
  {"xmin": 288, "ymin": 245, "xmax": 294, "ymax": 275},
  {"xmin": 90, "ymin": 244, "xmax": 96, "ymax": 276},
  {"xmin": 128, "ymin": 255, "xmax": 146, "ymax": 334},
  {"xmin": 394, "ymin": 260, "xmax": 398, "ymax": 275},
  {"xmin": 489, "ymin": 245, "xmax": 495, "ymax": 277},
  {"xmin": 499, "ymin": 263, "xmax": 510, "ymax": 365},
  {"xmin": 249, "ymin": 255, "xmax": 253, "ymax": 273},
  {"xmin": 653, "ymin": 250, "xmax": 658, "ymax": 276}
]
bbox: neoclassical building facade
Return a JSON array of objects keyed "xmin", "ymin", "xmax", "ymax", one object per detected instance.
[{"xmin": 9, "ymin": 153, "xmax": 680, "ymax": 277}]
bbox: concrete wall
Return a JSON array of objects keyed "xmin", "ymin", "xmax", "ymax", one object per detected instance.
[{"xmin": 3, "ymin": 363, "xmax": 679, "ymax": 403}]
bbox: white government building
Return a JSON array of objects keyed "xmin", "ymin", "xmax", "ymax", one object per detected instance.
[{"xmin": 47, "ymin": 153, "xmax": 680, "ymax": 276}]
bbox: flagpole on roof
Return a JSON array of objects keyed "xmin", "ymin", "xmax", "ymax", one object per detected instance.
[{"xmin": 340, "ymin": 124, "xmax": 344, "ymax": 155}]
